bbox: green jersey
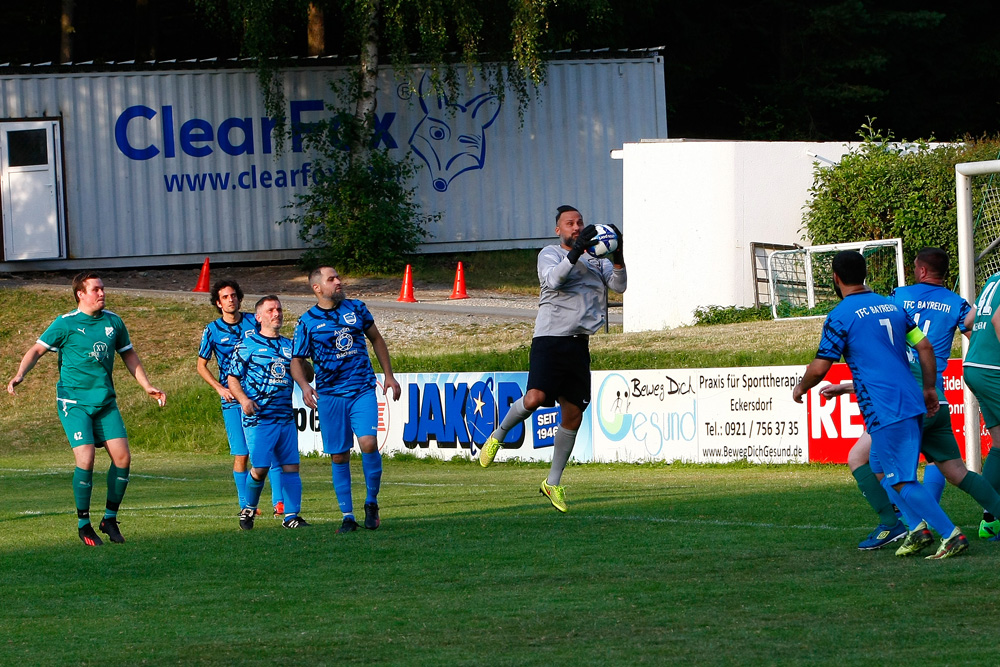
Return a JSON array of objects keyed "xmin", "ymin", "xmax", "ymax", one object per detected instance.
[
  {"xmin": 38, "ymin": 308, "xmax": 133, "ymax": 407},
  {"xmin": 966, "ymin": 272, "xmax": 1000, "ymax": 371}
]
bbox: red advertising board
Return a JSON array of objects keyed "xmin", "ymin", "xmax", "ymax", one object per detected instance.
[{"xmin": 806, "ymin": 359, "xmax": 991, "ymax": 463}]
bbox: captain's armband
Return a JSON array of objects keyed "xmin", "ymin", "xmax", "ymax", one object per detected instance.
[{"xmin": 906, "ymin": 327, "xmax": 926, "ymax": 347}]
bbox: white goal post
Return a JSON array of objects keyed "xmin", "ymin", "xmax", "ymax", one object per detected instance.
[
  {"xmin": 766, "ymin": 239, "xmax": 905, "ymax": 321},
  {"xmin": 956, "ymin": 159, "xmax": 1000, "ymax": 470}
]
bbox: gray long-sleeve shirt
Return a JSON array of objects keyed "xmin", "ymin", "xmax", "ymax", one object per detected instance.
[{"xmin": 533, "ymin": 244, "xmax": 627, "ymax": 337}]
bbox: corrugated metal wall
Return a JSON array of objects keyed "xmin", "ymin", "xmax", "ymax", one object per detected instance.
[{"xmin": 0, "ymin": 57, "xmax": 666, "ymax": 267}]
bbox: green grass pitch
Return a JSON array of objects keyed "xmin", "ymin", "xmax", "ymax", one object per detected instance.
[{"xmin": 4, "ymin": 452, "xmax": 1000, "ymax": 665}]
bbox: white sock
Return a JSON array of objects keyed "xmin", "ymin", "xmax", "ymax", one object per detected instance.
[
  {"xmin": 547, "ymin": 426, "xmax": 578, "ymax": 486},
  {"xmin": 490, "ymin": 397, "xmax": 535, "ymax": 441}
]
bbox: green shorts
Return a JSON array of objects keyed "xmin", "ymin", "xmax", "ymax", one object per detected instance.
[
  {"xmin": 919, "ymin": 405, "xmax": 961, "ymax": 463},
  {"xmin": 964, "ymin": 366, "xmax": 1000, "ymax": 429},
  {"xmin": 56, "ymin": 399, "xmax": 127, "ymax": 448}
]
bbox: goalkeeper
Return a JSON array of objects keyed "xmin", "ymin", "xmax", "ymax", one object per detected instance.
[{"xmin": 478, "ymin": 205, "xmax": 626, "ymax": 512}]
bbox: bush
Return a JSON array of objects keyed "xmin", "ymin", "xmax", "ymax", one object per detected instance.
[
  {"xmin": 281, "ymin": 82, "xmax": 438, "ymax": 274},
  {"xmin": 803, "ymin": 121, "xmax": 1000, "ymax": 279}
]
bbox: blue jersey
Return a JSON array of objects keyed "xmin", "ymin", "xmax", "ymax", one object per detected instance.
[
  {"xmin": 292, "ymin": 300, "xmax": 376, "ymax": 398},
  {"xmin": 816, "ymin": 291, "xmax": 925, "ymax": 432},
  {"xmin": 889, "ymin": 283, "xmax": 971, "ymax": 402},
  {"xmin": 227, "ymin": 331, "xmax": 294, "ymax": 426},
  {"xmin": 198, "ymin": 313, "xmax": 258, "ymax": 396}
]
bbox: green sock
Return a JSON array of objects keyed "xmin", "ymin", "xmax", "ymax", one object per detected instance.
[
  {"xmin": 852, "ymin": 463, "xmax": 897, "ymax": 526},
  {"xmin": 958, "ymin": 471, "xmax": 1000, "ymax": 518},
  {"xmin": 105, "ymin": 464, "xmax": 130, "ymax": 518},
  {"xmin": 73, "ymin": 467, "xmax": 94, "ymax": 528},
  {"xmin": 982, "ymin": 447, "xmax": 1000, "ymax": 492}
]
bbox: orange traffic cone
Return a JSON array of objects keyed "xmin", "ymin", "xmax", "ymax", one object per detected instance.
[
  {"xmin": 397, "ymin": 264, "xmax": 417, "ymax": 302},
  {"xmin": 449, "ymin": 262, "xmax": 469, "ymax": 300},
  {"xmin": 193, "ymin": 257, "xmax": 210, "ymax": 292}
]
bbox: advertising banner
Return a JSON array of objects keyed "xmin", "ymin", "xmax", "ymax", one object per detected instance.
[
  {"xmin": 294, "ymin": 361, "xmax": 986, "ymax": 465},
  {"xmin": 294, "ymin": 372, "xmax": 592, "ymax": 463},
  {"xmin": 591, "ymin": 367, "xmax": 808, "ymax": 463}
]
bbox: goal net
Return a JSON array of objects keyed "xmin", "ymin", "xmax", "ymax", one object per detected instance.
[
  {"xmin": 956, "ymin": 159, "xmax": 1000, "ymax": 469},
  {"xmin": 766, "ymin": 239, "xmax": 905, "ymax": 320}
]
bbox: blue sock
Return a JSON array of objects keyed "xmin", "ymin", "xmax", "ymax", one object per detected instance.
[
  {"xmin": 361, "ymin": 452, "xmax": 382, "ymax": 505},
  {"xmin": 281, "ymin": 471, "xmax": 302, "ymax": 518},
  {"xmin": 923, "ymin": 464, "xmax": 946, "ymax": 503},
  {"xmin": 898, "ymin": 481, "xmax": 957, "ymax": 537},
  {"xmin": 268, "ymin": 464, "xmax": 283, "ymax": 507},
  {"xmin": 881, "ymin": 477, "xmax": 919, "ymax": 530},
  {"xmin": 332, "ymin": 461, "xmax": 353, "ymax": 517},
  {"xmin": 245, "ymin": 472, "xmax": 266, "ymax": 509},
  {"xmin": 233, "ymin": 469, "xmax": 249, "ymax": 509}
]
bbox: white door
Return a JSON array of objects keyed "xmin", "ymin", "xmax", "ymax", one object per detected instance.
[{"xmin": 0, "ymin": 120, "xmax": 66, "ymax": 260}]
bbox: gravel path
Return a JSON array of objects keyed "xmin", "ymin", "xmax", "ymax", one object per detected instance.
[{"xmin": 0, "ymin": 264, "xmax": 622, "ymax": 349}]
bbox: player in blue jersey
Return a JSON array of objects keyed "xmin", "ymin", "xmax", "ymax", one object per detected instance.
[
  {"xmin": 821, "ymin": 248, "xmax": 1000, "ymax": 554},
  {"xmin": 7, "ymin": 272, "xmax": 166, "ymax": 546},
  {"xmin": 227, "ymin": 295, "xmax": 308, "ymax": 530},
  {"xmin": 291, "ymin": 267, "xmax": 401, "ymax": 534},
  {"xmin": 793, "ymin": 251, "xmax": 969, "ymax": 559},
  {"xmin": 197, "ymin": 280, "xmax": 284, "ymax": 517}
]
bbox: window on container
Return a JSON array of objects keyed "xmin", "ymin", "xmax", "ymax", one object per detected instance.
[{"xmin": 7, "ymin": 129, "xmax": 48, "ymax": 167}]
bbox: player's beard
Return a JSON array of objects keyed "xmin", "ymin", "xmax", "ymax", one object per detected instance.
[
  {"xmin": 331, "ymin": 291, "xmax": 344, "ymax": 307},
  {"xmin": 834, "ymin": 283, "xmax": 843, "ymax": 299}
]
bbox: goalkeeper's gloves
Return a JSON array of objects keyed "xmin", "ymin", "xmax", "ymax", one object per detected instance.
[
  {"xmin": 566, "ymin": 224, "xmax": 598, "ymax": 264},
  {"xmin": 609, "ymin": 223, "xmax": 624, "ymax": 265}
]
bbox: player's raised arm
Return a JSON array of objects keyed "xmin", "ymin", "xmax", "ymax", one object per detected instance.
[
  {"xmin": 7, "ymin": 342, "xmax": 49, "ymax": 394},
  {"xmin": 120, "ymin": 348, "xmax": 166, "ymax": 407},
  {"xmin": 819, "ymin": 381, "xmax": 854, "ymax": 399}
]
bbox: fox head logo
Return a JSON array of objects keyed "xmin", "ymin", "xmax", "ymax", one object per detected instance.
[{"xmin": 408, "ymin": 74, "xmax": 502, "ymax": 193}]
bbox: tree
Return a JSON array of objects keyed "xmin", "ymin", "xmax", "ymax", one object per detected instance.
[
  {"xmin": 60, "ymin": 0, "xmax": 74, "ymax": 63},
  {"xmin": 307, "ymin": 2, "xmax": 324, "ymax": 57},
  {"xmin": 193, "ymin": 0, "xmax": 607, "ymax": 269},
  {"xmin": 803, "ymin": 121, "xmax": 1000, "ymax": 274},
  {"xmin": 280, "ymin": 82, "xmax": 438, "ymax": 273},
  {"xmin": 194, "ymin": 0, "xmax": 576, "ymax": 143}
]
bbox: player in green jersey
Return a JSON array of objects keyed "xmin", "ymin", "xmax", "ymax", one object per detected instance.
[
  {"xmin": 7, "ymin": 272, "xmax": 166, "ymax": 546},
  {"xmin": 963, "ymin": 270, "xmax": 1000, "ymax": 537}
]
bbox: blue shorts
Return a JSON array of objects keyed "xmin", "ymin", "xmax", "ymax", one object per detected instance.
[
  {"xmin": 245, "ymin": 420, "xmax": 300, "ymax": 469},
  {"xmin": 222, "ymin": 403, "xmax": 249, "ymax": 456},
  {"xmin": 869, "ymin": 416, "xmax": 923, "ymax": 485},
  {"xmin": 317, "ymin": 392, "xmax": 378, "ymax": 455}
]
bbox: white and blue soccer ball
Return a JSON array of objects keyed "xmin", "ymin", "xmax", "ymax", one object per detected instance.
[{"xmin": 586, "ymin": 224, "xmax": 619, "ymax": 259}]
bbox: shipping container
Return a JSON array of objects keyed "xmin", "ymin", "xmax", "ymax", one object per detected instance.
[{"xmin": 0, "ymin": 53, "xmax": 666, "ymax": 270}]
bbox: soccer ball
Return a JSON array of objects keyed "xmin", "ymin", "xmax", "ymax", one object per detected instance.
[{"xmin": 585, "ymin": 224, "xmax": 619, "ymax": 259}]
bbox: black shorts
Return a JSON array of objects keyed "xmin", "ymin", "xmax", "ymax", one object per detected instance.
[{"xmin": 527, "ymin": 335, "xmax": 591, "ymax": 410}]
